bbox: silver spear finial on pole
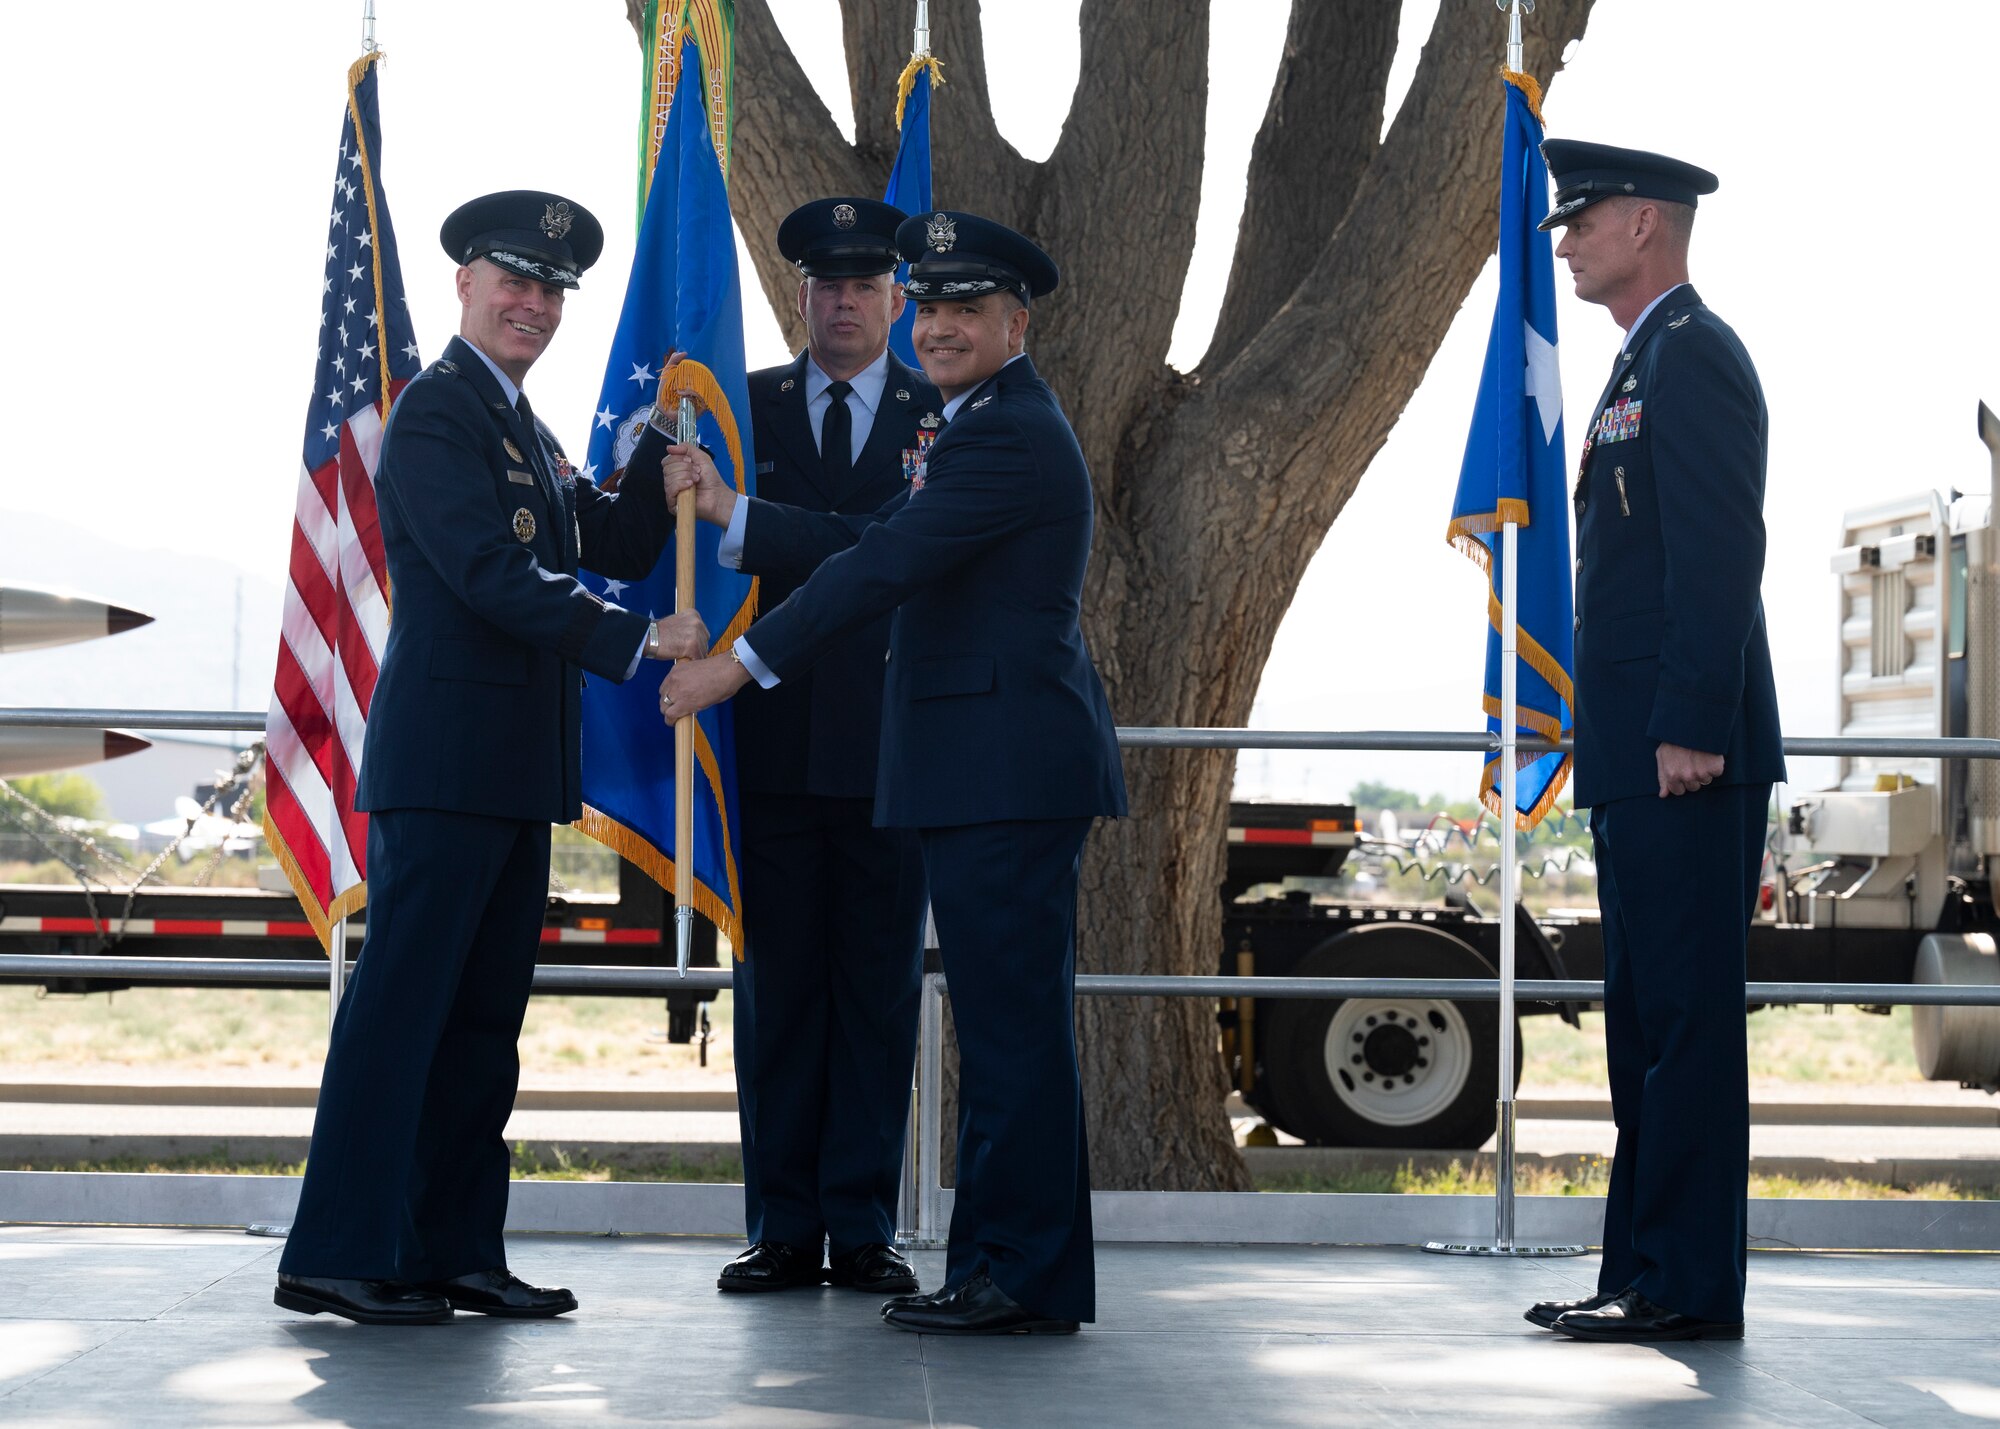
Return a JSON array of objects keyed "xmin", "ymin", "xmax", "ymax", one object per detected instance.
[
  {"xmin": 914, "ymin": 0, "xmax": 930, "ymax": 59},
  {"xmin": 362, "ymin": 0, "xmax": 377, "ymax": 53},
  {"xmin": 1498, "ymin": 0, "xmax": 1534, "ymax": 73}
]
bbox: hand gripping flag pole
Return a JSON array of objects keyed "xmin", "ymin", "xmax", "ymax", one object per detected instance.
[
  {"xmin": 672, "ymin": 380, "xmax": 701, "ymax": 975},
  {"xmin": 1426, "ymin": 0, "xmax": 1583, "ymax": 1259}
]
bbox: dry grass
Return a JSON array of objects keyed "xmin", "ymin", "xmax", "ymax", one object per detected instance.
[
  {"xmin": 0, "ymin": 986, "xmax": 735, "ymax": 1082},
  {"xmin": 0, "ymin": 1145, "xmax": 744, "ymax": 1183},
  {"xmin": 1522, "ymin": 1004, "xmax": 1923, "ymax": 1096},
  {"xmin": 1255, "ymin": 1158, "xmax": 1996, "ymax": 1200}
]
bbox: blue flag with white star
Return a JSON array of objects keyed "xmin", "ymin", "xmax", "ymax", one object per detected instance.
[
  {"xmin": 883, "ymin": 50, "xmax": 941, "ymax": 366},
  {"xmin": 1446, "ymin": 75, "xmax": 1574, "ymax": 829},
  {"xmin": 576, "ymin": 15, "xmax": 756, "ymax": 950}
]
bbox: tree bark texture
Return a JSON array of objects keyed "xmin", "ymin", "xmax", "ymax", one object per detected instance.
[{"xmin": 627, "ymin": 0, "xmax": 1597, "ymax": 1191}]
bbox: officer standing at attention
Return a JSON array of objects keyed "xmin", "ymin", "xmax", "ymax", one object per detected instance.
[
  {"xmin": 275, "ymin": 191, "xmax": 707, "ymax": 1326},
  {"xmin": 1524, "ymin": 144, "xmax": 1784, "ymax": 1343},
  {"xmin": 707, "ymin": 198, "xmax": 941, "ymax": 1297},
  {"xmin": 662, "ymin": 212, "xmax": 1126, "ymax": 1335}
]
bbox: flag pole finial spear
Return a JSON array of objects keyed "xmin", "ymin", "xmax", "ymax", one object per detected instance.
[
  {"xmin": 914, "ymin": 0, "xmax": 930, "ymax": 59},
  {"xmin": 1498, "ymin": 0, "xmax": 1533, "ymax": 74},
  {"xmin": 361, "ymin": 0, "xmax": 377, "ymax": 53}
]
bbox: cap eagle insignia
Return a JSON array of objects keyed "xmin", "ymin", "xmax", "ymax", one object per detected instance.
[
  {"xmin": 925, "ymin": 212, "xmax": 957, "ymax": 252},
  {"xmin": 541, "ymin": 202, "xmax": 575, "ymax": 241},
  {"xmin": 832, "ymin": 203, "xmax": 858, "ymax": 230}
]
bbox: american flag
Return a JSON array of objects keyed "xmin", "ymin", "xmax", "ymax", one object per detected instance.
[{"xmin": 262, "ymin": 51, "xmax": 422, "ymax": 950}]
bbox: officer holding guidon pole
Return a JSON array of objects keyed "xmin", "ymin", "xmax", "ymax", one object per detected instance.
[
  {"xmin": 663, "ymin": 211, "xmax": 1125, "ymax": 1335},
  {"xmin": 275, "ymin": 192, "xmax": 705, "ymax": 1326}
]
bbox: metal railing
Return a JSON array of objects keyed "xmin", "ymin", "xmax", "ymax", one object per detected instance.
[
  {"xmin": 5, "ymin": 705, "xmax": 2000, "ymax": 1250},
  {"xmin": 2, "ymin": 956, "xmax": 1998, "ymax": 1010},
  {"xmin": 10, "ymin": 705, "xmax": 2000, "ymax": 763}
]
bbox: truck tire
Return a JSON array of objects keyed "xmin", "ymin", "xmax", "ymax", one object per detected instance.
[{"xmin": 1260, "ymin": 924, "xmax": 1522, "ymax": 1149}]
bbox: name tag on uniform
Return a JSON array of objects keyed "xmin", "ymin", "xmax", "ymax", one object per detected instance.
[
  {"xmin": 756, "ymin": 460, "xmax": 775, "ymax": 476},
  {"xmin": 507, "ymin": 469, "xmax": 537, "ymax": 485},
  {"xmin": 1595, "ymin": 397, "xmax": 1643, "ymax": 444}
]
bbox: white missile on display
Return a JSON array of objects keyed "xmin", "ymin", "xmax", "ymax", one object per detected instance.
[
  {"xmin": 0, "ymin": 585, "xmax": 154, "ymax": 654},
  {"xmin": 0, "ymin": 727, "xmax": 151, "ymax": 778}
]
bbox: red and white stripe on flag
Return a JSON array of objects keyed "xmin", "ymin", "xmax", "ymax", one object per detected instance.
[{"xmin": 262, "ymin": 50, "xmax": 423, "ymax": 952}]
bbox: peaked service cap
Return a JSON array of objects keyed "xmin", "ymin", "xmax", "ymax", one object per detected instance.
[
  {"xmin": 1536, "ymin": 140, "xmax": 1718, "ymax": 232},
  {"xmin": 778, "ymin": 197, "xmax": 907, "ymax": 278},
  {"xmin": 894, "ymin": 211, "xmax": 1058, "ymax": 303},
  {"xmin": 440, "ymin": 189, "xmax": 604, "ymax": 289}
]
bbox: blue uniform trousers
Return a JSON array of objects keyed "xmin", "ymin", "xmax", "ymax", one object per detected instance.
[
  {"xmin": 278, "ymin": 808, "xmax": 549, "ymax": 1280},
  {"xmin": 926, "ymin": 816, "xmax": 1096, "ymax": 1324},
  {"xmin": 1592, "ymin": 783, "xmax": 1768, "ymax": 1322},
  {"xmin": 735, "ymin": 792, "xmax": 927, "ymax": 1254}
]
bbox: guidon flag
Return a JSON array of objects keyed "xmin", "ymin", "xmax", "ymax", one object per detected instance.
[{"xmin": 1445, "ymin": 72, "xmax": 1575, "ymax": 829}]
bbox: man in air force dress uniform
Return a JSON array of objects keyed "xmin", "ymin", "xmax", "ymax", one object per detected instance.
[
  {"xmin": 663, "ymin": 212, "xmax": 1126, "ymax": 1335},
  {"xmin": 707, "ymin": 199, "xmax": 941, "ymax": 1297},
  {"xmin": 1522, "ymin": 144, "xmax": 1785, "ymax": 1344},
  {"xmin": 275, "ymin": 191, "xmax": 705, "ymax": 1325}
]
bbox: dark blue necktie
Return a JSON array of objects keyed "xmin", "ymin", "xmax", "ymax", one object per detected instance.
[{"xmin": 820, "ymin": 379, "xmax": 853, "ymax": 489}]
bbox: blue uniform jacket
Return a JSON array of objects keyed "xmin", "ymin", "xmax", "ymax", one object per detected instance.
[
  {"xmin": 739, "ymin": 354, "xmax": 1127, "ymax": 829},
  {"xmin": 734, "ymin": 351, "xmax": 942, "ymax": 799},
  {"xmin": 356, "ymin": 335, "xmax": 671, "ymax": 823},
  {"xmin": 1571, "ymin": 286, "xmax": 1785, "ymax": 807}
]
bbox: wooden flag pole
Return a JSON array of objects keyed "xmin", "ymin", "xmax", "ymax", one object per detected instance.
[{"xmin": 673, "ymin": 392, "xmax": 699, "ymax": 977}]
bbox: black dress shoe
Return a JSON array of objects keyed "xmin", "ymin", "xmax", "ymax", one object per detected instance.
[
  {"xmin": 716, "ymin": 1241, "xmax": 826, "ymax": 1293},
  {"xmin": 415, "ymin": 1268, "xmax": 577, "ymax": 1319},
  {"xmin": 1553, "ymin": 1288, "xmax": 1744, "ymax": 1342},
  {"xmin": 881, "ymin": 1283, "xmax": 950, "ymax": 1316},
  {"xmin": 828, "ymin": 1243, "xmax": 919, "ymax": 1294},
  {"xmin": 274, "ymin": 1274, "xmax": 451, "ymax": 1326},
  {"xmin": 1525, "ymin": 1287, "xmax": 1624, "ymax": 1330},
  {"xmin": 880, "ymin": 1269, "xmax": 1078, "ymax": 1336}
]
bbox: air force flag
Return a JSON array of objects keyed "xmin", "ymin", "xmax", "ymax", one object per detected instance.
[{"xmin": 1446, "ymin": 74, "xmax": 1575, "ymax": 829}]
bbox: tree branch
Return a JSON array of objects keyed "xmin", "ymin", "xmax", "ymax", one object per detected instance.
[
  {"xmin": 1200, "ymin": 2, "xmax": 1401, "ymax": 371},
  {"xmin": 1204, "ymin": 0, "xmax": 1595, "ymax": 475},
  {"xmin": 1030, "ymin": 0, "xmax": 1210, "ymax": 492},
  {"xmin": 726, "ymin": 0, "xmax": 876, "ymax": 352}
]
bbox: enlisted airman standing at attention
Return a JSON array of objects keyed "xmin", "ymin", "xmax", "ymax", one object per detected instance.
[
  {"xmin": 702, "ymin": 198, "xmax": 941, "ymax": 1298},
  {"xmin": 275, "ymin": 191, "xmax": 707, "ymax": 1326},
  {"xmin": 661, "ymin": 212, "xmax": 1126, "ymax": 1335},
  {"xmin": 1525, "ymin": 143, "xmax": 1785, "ymax": 1343}
]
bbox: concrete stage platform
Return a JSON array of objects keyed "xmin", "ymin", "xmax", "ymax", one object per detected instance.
[{"xmin": 2, "ymin": 1227, "xmax": 1996, "ymax": 1426}]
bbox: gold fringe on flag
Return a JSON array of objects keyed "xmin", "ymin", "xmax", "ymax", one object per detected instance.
[
  {"xmin": 262, "ymin": 807, "xmax": 369, "ymax": 956},
  {"xmin": 1501, "ymin": 68, "xmax": 1545, "ymax": 123},
  {"xmin": 893, "ymin": 52, "xmax": 946, "ymax": 133},
  {"xmin": 575, "ymin": 791, "xmax": 745, "ymax": 956},
  {"xmin": 1448, "ymin": 498, "xmax": 1577, "ymax": 831}
]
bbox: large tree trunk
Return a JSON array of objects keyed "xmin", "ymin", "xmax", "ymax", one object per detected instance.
[{"xmin": 627, "ymin": 0, "xmax": 1596, "ymax": 1191}]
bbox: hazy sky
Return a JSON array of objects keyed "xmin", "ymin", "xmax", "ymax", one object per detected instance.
[{"xmin": 4, "ymin": 1, "xmax": 1996, "ymax": 804}]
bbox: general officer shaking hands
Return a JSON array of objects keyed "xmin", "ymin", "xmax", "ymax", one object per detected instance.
[
  {"xmin": 275, "ymin": 191, "xmax": 706, "ymax": 1326},
  {"xmin": 663, "ymin": 213, "xmax": 1126, "ymax": 1335},
  {"xmin": 1523, "ymin": 144, "xmax": 1784, "ymax": 1345}
]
